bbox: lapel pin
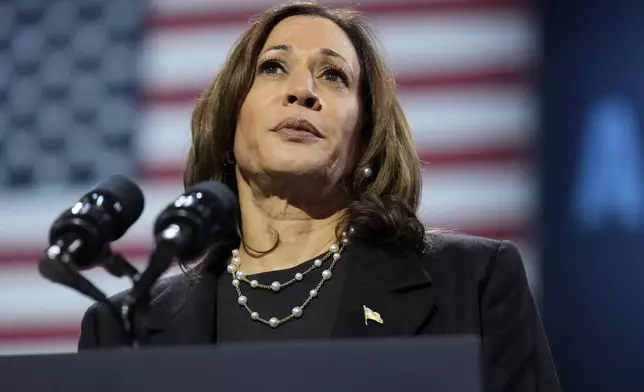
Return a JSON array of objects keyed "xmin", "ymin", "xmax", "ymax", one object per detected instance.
[{"xmin": 363, "ymin": 305, "xmax": 384, "ymax": 325}]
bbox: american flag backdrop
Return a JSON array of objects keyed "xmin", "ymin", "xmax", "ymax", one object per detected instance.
[{"xmin": 0, "ymin": 0, "xmax": 539, "ymax": 355}]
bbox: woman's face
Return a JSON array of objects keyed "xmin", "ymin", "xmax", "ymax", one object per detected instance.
[{"xmin": 234, "ymin": 15, "xmax": 361, "ymax": 188}]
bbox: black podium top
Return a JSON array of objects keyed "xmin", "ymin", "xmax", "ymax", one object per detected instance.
[{"xmin": 0, "ymin": 337, "xmax": 482, "ymax": 392}]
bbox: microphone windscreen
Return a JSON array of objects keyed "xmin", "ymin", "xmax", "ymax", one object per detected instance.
[
  {"xmin": 185, "ymin": 180, "xmax": 238, "ymax": 226},
  {"xmin": 91, "ymin": 175, "xmax": 145, "ymax": 240},
  {"xmin": 154, "ymin": 180, "xmax": 238, "ymax": 261}
]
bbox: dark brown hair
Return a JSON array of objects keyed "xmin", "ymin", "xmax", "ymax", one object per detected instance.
[{"xmin": 185, "ymin": 1, "xmax": 427, "ymax": 268}]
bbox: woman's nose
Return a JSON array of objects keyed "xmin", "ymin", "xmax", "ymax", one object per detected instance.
[
  {"xmin": 283, "ymin": 76, "xmax": 321, "ymax": 111},
  {"xmin": 286, "ymin": 94, "xmax": 320, "ymax": 110}
]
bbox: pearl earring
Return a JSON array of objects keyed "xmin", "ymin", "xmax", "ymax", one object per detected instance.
[{"xmin": 363, "ymin": 166, "xmax": 373, "ymax": 178}]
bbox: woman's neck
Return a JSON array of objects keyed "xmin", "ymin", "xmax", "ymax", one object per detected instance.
[{"xmin": 234, "ymin": 169, "xmax": 347, "ymax": 275}]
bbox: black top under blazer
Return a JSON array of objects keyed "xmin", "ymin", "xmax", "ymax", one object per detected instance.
[{"xmin": 78, "ymin": 233, "xmax": 561, "ymax": 392}]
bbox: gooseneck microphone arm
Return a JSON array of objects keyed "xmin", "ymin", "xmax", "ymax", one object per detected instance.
[
  {"xmin": 119, "ymin": 226, "xmax": 192, "ymax": 347},
  {"xmin": 39, "ymin": 244, "xmax": 109, "ymax": 304},
  {"xmin": 38, "ymin": 246, "xmax": 129, "ymax": 339},
  {"xmin": 127, "ymin": 224, "xmax": 191, "ymax": 304}
]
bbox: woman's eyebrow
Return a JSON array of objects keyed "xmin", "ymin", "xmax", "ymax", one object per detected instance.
[{"xmin": 262, "ymin": 44, "xmax": 349, "ymax": 65}]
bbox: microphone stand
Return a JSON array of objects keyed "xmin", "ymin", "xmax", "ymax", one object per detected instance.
[
  {"xmin": 38, "ymin": 244, "xmax": 146, "ymax": 349},
  {"xmin": 122, "ymin": 224, "xmax": 191, "ymax": 347},
  {"xmin": 39, "ymin": 225, "xmax": 189, "ymax": 349}
]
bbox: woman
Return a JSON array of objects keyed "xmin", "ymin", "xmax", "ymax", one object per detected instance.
[{"xmin": 79, "ymin": 2, "xmax": 561, "ymax": 391}]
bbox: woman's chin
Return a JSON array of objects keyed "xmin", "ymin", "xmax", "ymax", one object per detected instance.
[
  {"xmin": 260, "ymin": 159, "xmax": 326, "ymax": 178},
  {"xmin": 269, "ymin": 165, "xmax": 323, "ymax": 177}
]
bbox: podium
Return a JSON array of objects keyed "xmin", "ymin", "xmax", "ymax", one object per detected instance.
[{"xmin": 0, "ymin": 337, "xmax": 483, "ymax": 392}]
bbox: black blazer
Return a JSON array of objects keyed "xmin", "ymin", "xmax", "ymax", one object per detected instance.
[{"xmin": 78, "ymin": 233, "xmax": 561, "ymax": 392}]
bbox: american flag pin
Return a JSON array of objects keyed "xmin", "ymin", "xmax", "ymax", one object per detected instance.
[{"xmin": 363, "ymin": 305, "xmax": 384, "ymax": 325}]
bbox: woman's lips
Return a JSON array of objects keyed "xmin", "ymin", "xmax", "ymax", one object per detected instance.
[
  {"xmin": 276, "ymin": 127, "xmax": 321, "ymax": 140},
  {"xmin": 272, "ymin": 117, "xmax": 323, "ymax": 138}
]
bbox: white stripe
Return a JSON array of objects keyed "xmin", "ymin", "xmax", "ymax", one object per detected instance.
[
  {"xmin": 137, "ymin": 105, "xmax": 193, "ymax": 167},
  {"xmin": 0, "ymin": 341, "xmax": 78, "ymax": 356},
  {"xmin": 0, "ymin": 165, "xmax": 533, "ymax": 249},
  {"xmin": 377, "ymin": 11, "xmax": 536, "ymax": 75},
  {"xmin": 401, "ymin": 86, "xmax": 536, "ymax": 151},
  {"xmin": 0, "ymin": 264, "xmax": 184, "ymax": 330},
  {"xmin": 137, "ymin": 86, "xmax": 535, "ymax": 168},
  {"xmin": 150, "ymin": 0, "xmax": 412, "ymax": 15},
  {"xmin": 141, "ymin": 12, "xmax": 535, "ymax": 92},
  {"xmin": 419, "ymin": 162, "xmax": 536, "ymax": 229}
]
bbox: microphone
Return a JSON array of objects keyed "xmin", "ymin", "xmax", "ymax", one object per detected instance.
[
  {"xmin": 153, "ymin": 180, "xmax": 238, "ymax": 261},
  {"xmin": 45, "ymin": 174, "xmax": 145, "ymax": 269},
  {"xmin": 127, "ymin": 181, "xmax": 237, "ymax": 304}
]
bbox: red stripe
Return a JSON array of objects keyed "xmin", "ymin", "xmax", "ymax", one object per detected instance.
[
  {"xmin": 394, "ymin": 69, "xmax": 530, "ymax": 92},
  {"xmin": 420, "ymin": 144, "xmax": 535, "ymax": 166},
  {"xmin": 0, "ymin": 246, "xmax": 154, "ymax": 267},
  {"xmin": 0, "ymin": 225, "xmax": 529, "ymax": 267},
  {"xmin": 137, "ymin": 143, "xmax": 533, "ymax": 182},
  {"xmin": 0, "ymin": 326, "xmax": 80, "ymax": 342},
  {"xmin": 148, "ymin": 0, "xmax": 530, "ymax": 31},
  {"xmin": 141, "ymin": 68, "xmax": 528, "ymax": 107}
]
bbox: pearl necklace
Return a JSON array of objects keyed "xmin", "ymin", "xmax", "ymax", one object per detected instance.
[{"xmin": 227, "ymin": 228, "xmax": 354, "ymax": 328}]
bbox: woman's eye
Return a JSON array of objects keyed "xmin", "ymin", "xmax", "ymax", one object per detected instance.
[
  {"xmin": 323, "ymin": 68, "xmax": 349, "ymax": 86},
  {"xmin": 258, "ymin": 60, "xmax": 284, "ymax": 75}
]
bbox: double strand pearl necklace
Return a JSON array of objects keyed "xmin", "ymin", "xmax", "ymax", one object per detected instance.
[{"xmin": 226, "ymin": 228, "xmax": 354, "ymax": 328}]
